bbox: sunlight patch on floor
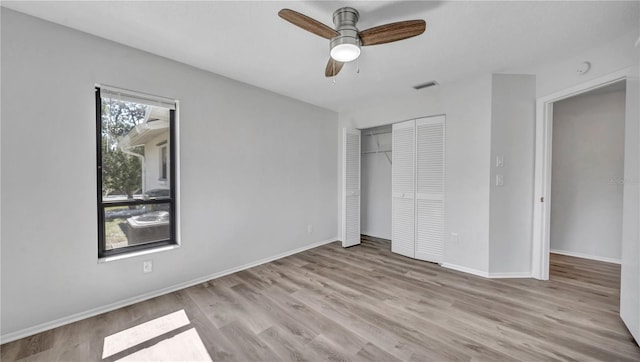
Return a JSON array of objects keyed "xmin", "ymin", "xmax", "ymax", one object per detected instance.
[
  {"xmin": 102, "ymin": 309, "xmax": 190, "ymax": 358},
  {"xmin": 116, "ymin": 328, "xmax": 212, "ymax": 362}
]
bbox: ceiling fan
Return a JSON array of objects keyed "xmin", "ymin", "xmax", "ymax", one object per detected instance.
[{"xmin": 278, "ymin": 7, "xmax": 426, "ymax": 77}]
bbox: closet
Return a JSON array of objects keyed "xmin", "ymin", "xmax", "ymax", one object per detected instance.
[
  {"xmin": 343, "ymin": 115, "xmax": 445, "ymax": 263},
  {"xmin": 392, "ymin": 116, "xmax": 445, "ymax": 263},
  {"xmin": 360, "ymin": 125, "xmax": 392, "ymax": 240}
]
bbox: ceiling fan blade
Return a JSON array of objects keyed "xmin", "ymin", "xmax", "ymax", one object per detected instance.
[
  {"xmin": 325, "ymin": 58, "xmax": 344, "ymax": 77},
  {"xmin": 278, "ymin": 9, "xmax": 339, "ymax": 40},
  {"xmin": 359, "ymin": 20, "xmax": 426, "ymax": 46}
]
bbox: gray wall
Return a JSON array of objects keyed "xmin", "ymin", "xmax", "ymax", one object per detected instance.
[
  {"xmin": 360, "ymin": 129, "xmax": 392, "ymax": 240},
  {"xmin": 1, "ymin": 9, "xmax": 338, "ymax": 337},
  {"xmin": 550, "ymin": 86, "xmax": 626, "ymax": 261},
  {"xmin": 489, "ymin": 74, "xmax": 536, "ymax": 275}
]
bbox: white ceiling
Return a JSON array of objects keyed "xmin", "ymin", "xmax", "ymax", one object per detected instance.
[{"xmin": 3, "ymin": 1, "xmax": 639, "ymax": 112}]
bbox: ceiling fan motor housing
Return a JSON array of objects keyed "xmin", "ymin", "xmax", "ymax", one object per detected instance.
[{"xmin": 330, "ymin": 7, "xmax": 361, "ymax": 62}]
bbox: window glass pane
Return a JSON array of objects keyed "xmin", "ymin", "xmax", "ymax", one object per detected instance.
[
  {"xmin": 100, "ymin": 97, "xmax": 171, "ymax": 201},
  {"xmin": 103, "ymin": 204, "xmax": 171, "ymax": 250}
]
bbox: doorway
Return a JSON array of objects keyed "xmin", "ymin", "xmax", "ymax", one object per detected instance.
[
  {"xmin": 549, "ymin": 80, "xmax": 626, "ymax": 269},
  {"xmin": 532, "ymin": 67, "xmax": 640, "ymax": 344},
  {"xmin": 531, "ymin": 69, "xmax": 631, "ymax": 280}
]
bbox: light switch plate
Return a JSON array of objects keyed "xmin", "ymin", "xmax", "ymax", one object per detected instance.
[
  {"xmin": 496, "ymin": 174, "xmax": 504, "ymax": 186},
  {"xmin": 496, "ymin": 155, "xmax": 504, "ymax": 168}
]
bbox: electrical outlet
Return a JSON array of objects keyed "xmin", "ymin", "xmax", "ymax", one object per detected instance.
[
  {"xmin": 143, "ymin": 260, "xmax": 153, "ymax": 273},
  {"xmin": 307, "ymin": 224, "xmax": 313, "ymax": 234}
]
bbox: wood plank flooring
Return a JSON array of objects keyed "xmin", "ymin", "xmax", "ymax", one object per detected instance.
[{"xmin": 2, "ymin": 236, "xmax": 639, "ymax": 361}]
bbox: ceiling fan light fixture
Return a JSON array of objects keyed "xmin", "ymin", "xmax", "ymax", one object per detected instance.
[
  {"xmin": 330, "ymin": 31, "xmax": 361, "ymax": 62},
  {"xmin": 330, "ymin": 7, "xmax": 361, "ymax": 63},
  {"xmin": 330, "ymin": 42, "xmax": 360, "ymax": 62}
]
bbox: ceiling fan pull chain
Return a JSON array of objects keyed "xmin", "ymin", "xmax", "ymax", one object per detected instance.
[
  {"xmin": 332, "ymin": 61, "xmax": 337, "ymax": 85},
  {"xmin": 356, "ymin": 57, "xmax": 360, "ymax": 74}
]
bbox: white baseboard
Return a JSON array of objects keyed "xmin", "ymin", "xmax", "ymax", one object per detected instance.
[
  {"xmin": 442, "ymin": 263, "xmax": 532, "ymax": 279},
  {"xmin": 550, "ymin": 249, "xmax": 621, "ymax": 265},
  {"xmin": 0, "ymin": 237, "xmax": 338, "ymax": 344},
  {"xmin": 488, "ymin": 272, "xmax": 532, "ymax": 279},
  {"xmin": 441, "ymin": 263, "xmax": 490, "ymax": 278}
]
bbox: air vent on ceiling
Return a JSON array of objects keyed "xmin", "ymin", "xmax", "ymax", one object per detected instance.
[{"xmin": 413, "ymin": 81, "xmax": 439, "ymax": 90}]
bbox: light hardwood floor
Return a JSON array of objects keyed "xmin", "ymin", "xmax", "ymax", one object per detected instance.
[{"xmin": 2, "ymin": 236, "xmax": 639, "ymax": 361}]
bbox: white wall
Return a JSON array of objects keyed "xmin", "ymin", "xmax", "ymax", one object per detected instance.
[
  {"xmin": 441, "ymin": 76, "xmax": 493, "ymax": 273},
  {"xmin": 339, "ymin": 75, "xmax": 493, "ymax": 275},
  {"xmin": 550, "ymin": 87, "xmax": 626, "ymax": 261},
  {"xmin": 0, "ymin": 9, "xmax": 338, "ymax": 339},
  {"xmin": 340, "ymin": 29, "xmax": 638, "ymax": 127},
  {"xmin": 361, "ymin": 130, "xmax": 392, "ymax": 239},
  {"xmin": 507, "ymin": 30, "xmax": 639, "ymax": 98},
  {"xmin": 489, "ymin": 74, "xmax": 536, "ymax": 275}
]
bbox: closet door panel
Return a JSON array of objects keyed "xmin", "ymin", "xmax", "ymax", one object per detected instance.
[
  {"xmin": 416, "ymin": 198, "xmax": 444, "ymax": 261},
  {"xmin": 392, "ymin": 120, "xmax": 415, "ymax": 258},
  {"xmin": 342, "ymin": 128, "xmax": 361, "ymax": 247},
  {"xmin": 415, "ymin": 116, "xmax": 445, "ymax": 262},
  {"xmin": 393, "ymin": 198, "xmax": 415, "ymax": 256}
]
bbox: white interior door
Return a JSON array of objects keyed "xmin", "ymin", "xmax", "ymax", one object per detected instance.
[
  {"xmin": 392, "ymin": 120, "xmax": 416, "ymax": 257},
  {"xmin": 415, "ymin": 116, "xmax": 445, "ymax": 263},
  {"xmin": 621, "ymin": 67, "xmax": 640, "ymax": 344},
  {"xmin": 342, "ymin": 128, "xmax": 361, "ymax": 247}
]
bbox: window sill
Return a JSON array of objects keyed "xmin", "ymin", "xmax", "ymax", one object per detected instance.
[{"xmin": 98, "ymin": 243, "xmax": 180, "ymax": 263}]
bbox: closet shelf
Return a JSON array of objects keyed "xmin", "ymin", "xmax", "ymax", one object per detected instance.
[{"xmin": 363, "ymin": 130, "xmax": 392, "ymax": 136}]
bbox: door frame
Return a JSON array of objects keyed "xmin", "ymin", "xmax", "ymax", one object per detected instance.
[{"xmin": 531, "ymin": 68, "xmax": 630, "ymax": 280}]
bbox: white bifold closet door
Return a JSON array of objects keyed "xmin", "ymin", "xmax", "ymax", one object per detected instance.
[
  {"xmin": 415, "ymin": 116, "xmax": 445, "ymax": 262},
  {"xmin": 392, "ymin": 120, "xmax": 416, "ymax": 257},
  {"xmin": 392, "ymin": 116, "xmax": 445, "ymax": 263},
  {"xmin": 342, "ymin": 128, "xmax": 361, "ymax": 247}
]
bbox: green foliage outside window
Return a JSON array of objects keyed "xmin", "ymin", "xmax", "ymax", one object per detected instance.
[{"xmin": 101, "ymin": 98, "xmax": 147, "ymax": 199}]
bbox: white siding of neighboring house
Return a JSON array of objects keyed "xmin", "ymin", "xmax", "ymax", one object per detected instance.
[{"xmin": 144, "ymin": 132, "xmax": 170, "ymax": 193}]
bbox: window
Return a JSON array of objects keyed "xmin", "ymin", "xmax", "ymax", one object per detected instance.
[
  {"xmin": 160, "ymin": 145, "xmax": 168, "ymax": 180},
  {"xmin": 96, "ymin": 86, "xmax": 178, "ymax": 259}
]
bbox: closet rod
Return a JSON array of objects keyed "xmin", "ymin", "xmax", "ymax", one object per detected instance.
[{"xmin": 362, "ymin": 150, "xmax": 392, "ymax": 154}]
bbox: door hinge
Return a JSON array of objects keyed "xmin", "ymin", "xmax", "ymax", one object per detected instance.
[{"xmin": 540, "ymin": 197, "xmax": 544, "ymax": 203}]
